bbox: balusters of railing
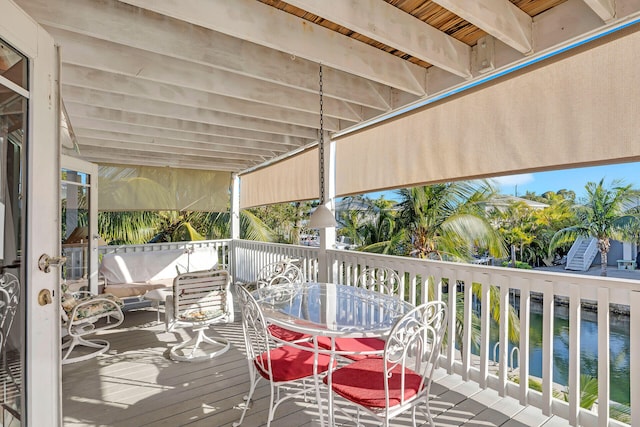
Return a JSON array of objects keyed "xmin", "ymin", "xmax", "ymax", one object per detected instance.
[
  {"xmin": 568, "ymin": 284, "xmax": 581, "ymax": 425},
  {"xmin": 597, "ymin": 287, "xmax": 610, "ymax": 427},
  {"xmin": 497, "ymin": 274, "xmax": 510, "ymax": 397},
  {"xmin": 477, "ymin": 273, "xmax": 491, "ymax": 389},
  {"xmin": 541, "ymin": 281, "xmax": 555, "ymax": 416},
  {"xmin": 631, "ymin": 291, "xmax": 640, "ymax": 427},
  {"xmin": 518, "ymin": 276, "xmax": 531, "ymax": 407},
  {"xmin": 461, "ymin": 270, "xmax": 473, "ymax": 381}
]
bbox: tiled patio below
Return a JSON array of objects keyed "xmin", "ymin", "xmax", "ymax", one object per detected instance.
[{"xmin": 62, "ymin": 307, "xmax": 571, "ymax": 427}]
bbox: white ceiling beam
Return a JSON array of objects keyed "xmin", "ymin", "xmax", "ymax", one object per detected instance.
[
  {"xmin": 64, "ymin": 95, "xmax": 320, "ymax": 140},
  {"xmin": 71, "ymin": 117, "xmax": 300, "ymax": 153},
  {"xmin": 286, "ymin": 0, "xmax": 471, "ymax": 79},
  {"xmin": 61, "ymin": 65, "xmax": 348, "ymax": 130},
  {"xmin": 48, "ymin": 27, "xmax": 359, "ymax": 123},
  {"xmin": 582, "ymin": 0, "xmax": 616, "ymax": 21},
  {"xmin": 431, "ymin": 0, "xmax": 533, "ymax": 54},
  {"xmin": 118, "ymin": 0, "xmax": 428, "ymax": 95},
  {"xmin": 77, "ymin": 148, "xmax": 250, "ymax": 171},
  {"xmin": 63, "ymin": 85, "xmax": 338, "ymax": 136},
  {"xmin": 76, "ymin": 135, "xmax": 269, "ymax": 162},
  {"xmin": 17, "ymin": 0, "xmax": 392, "ymax": 110},
  {"xmin": 74, "ymin": 128, "xmax": 281, "ymax": 158},
  {"xmin": 66, "ymin": 104, "xmax": 316, "ymax": 143}
]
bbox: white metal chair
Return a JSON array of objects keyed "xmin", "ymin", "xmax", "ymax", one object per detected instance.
[
  {"xmin": 317, "ymin": 266, "xmax": 402, "ymax": 360},
  {"xmin": 233, "ymin": 285, "xmax": 334, "ymax": 427},
  {"xmin": 165, "ymin": 269, "xmax": 233, "ymax": 361},
  {"xmin": 0, "ymin": 273, "xmax": 20, "ymax": 386},
  {"xmin": 255, "ymin": 258, "xmax": 305, "ymax": 288},
  {"xmin": 245, "ymin": 259, "xmax": 311, "ymax": 343},
  {"xmin": 324, "ymin": 301, "xmax": 448, "ymax": 427},
  {"xmin": 60, "ymin": 284, "xmax": 124, "ymax": 364},
  {"xmin": 355, "ymin": 266, "xmax": 401, "ymax": 295}
]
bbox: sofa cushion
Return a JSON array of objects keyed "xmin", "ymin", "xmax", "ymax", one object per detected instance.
[
  {"xmin": 99, "ymin": 247, "xmax": 219, "ymax": 297},
  {"xmin": 103, "ymin": 280, "xmax": 172, "ymax": 298}
]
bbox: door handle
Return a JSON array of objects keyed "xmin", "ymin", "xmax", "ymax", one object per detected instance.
[{"xmin": 38, "ymin": 253, "xmax": 67, "ymax": 273}]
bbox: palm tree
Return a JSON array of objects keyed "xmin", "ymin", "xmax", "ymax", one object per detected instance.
[
  {"xmin": 99, "ymin": 211, "xmax": 163, "ymax": 244},
  {"xmin": 395, "ymin": 181, "xmax": 506, "ymax": 261},
  {"xmin": 549, "ymin": 179, "xmax": 638, "ymax": 276},
  {"xmin": 98, "ymin": 209, "xmax": 275, "ymax": 245}
]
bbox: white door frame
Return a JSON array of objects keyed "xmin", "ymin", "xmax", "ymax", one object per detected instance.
[
  {"xmin": 1, "ymin": 1, "xmax": 61, "ymax": 425},
  {"xmin": 61, "ymin": 155, "xmax": 99, "ymax": 294}
]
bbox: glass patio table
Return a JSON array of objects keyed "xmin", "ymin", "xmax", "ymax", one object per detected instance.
[{"xmin": 252, "ymin": 282, "xmax": 413, "ymax": 426}]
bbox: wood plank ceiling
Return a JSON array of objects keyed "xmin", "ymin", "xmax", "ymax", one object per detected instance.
[{"xmin": 12, "ymin": 0, "xmax": 639, "ymax": 172}]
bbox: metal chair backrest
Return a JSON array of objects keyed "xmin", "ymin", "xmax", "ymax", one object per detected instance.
[
  {"xmin": 0, "ymin": 273, "xmax": 20, "ymax": 352},
  {"xmin": 383, "ymin": 301, "xmax": 448, "ymax": 408},
  {"xmin": 256, "ymin": 259, "xmax": 304, "ymax": 288},
  {"xmin": 356, "ymin": 266, "xmax": 400, "ymax": 295},
  {"xmin": 236, "ymin": 285, "xmax": 274, "ymax": 379},
  {"xmin": 173, "ymin": 269, "xmax": 231, "ymax": 323}
]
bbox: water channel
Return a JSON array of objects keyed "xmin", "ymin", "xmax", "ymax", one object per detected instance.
[{"xmin": 480, "ymin": 301, "xmax": 630, "ymax": 405}]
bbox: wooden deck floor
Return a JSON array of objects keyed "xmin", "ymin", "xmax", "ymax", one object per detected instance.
[{"xmin": 62, "ymin": 308, "xmax": 570, "ymax": 427}]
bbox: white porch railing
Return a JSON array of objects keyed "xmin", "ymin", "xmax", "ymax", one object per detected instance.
[
  {"xmin": 98, "ymin": 240, "xmax": 233, "ymax": 273},
  {"xmin": 232, "ymin": 240, "xmax": 637, "ymax": 427},
  {"xmin": 232, "ymin": 240, "xmax": 320, "ymax": 283},
  {"xmin": 97, "ymin": 239, "xmax": 638, "ymax": 427}
]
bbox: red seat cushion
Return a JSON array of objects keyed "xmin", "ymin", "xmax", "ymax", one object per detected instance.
[
  {"xmin": 323, "ymin": 357, "xmax": 423, "ymax": 408},
  {"xmin": 255, "ymin": 342, "xmax": 335, "ymax": 382},
  {"xmin": 268, "ymin": 324, "xmax": 311, "ymax": 342},
  {"xmin": 317, "ymin": 336, "xmax": 385, "ymax": 360}
]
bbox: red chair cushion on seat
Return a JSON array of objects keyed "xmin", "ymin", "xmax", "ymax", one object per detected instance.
[
  {"xmin": 323, "ymin": 357, "xmax": 423, "ymax": 408},
  {"xmin": 317, "ymin": 336, "xmax": 385, "ymax": 360},
  {"xmin": 268, "ymin": 324, "xmax": 311, "ymax": 342},
  {"xmin": 255, "ymin": 342, "xmax": 335, "ymax": 382}
]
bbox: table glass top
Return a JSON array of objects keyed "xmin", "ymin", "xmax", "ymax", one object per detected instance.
[{"xmin": 252, "ymin": 282, "xmax": 412, "ymax": 337}]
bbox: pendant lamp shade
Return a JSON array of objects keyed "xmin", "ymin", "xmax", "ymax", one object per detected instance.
[{"xmin": 309, "ymin": 204, "xmax": 336, "ymax": 229}]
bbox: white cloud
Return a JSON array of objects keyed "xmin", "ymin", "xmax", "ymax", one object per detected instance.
[{"xmin": 491, "ymin": 173, "xmax": 535, "ymax": 187}]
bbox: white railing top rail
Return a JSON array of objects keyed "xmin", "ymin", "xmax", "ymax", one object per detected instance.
[{"xmin": 98, "ymin": 239, "xmax": 232, "ymax": 256}]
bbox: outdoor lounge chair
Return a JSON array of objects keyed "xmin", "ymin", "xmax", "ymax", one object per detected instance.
[
  {"xmin": 60, "ymin": 284, "xmax": 124, "ymax": 364},
  {"xmin": 165, "ymin": 269, "xmax": 233, "ymax": 361}
]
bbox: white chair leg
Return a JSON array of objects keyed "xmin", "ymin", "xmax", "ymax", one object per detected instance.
[
  {"xmin": 169, "ymin": 327, "xmax": 230, "ymax": 362},
  {"xmin": 233, "ymin": 365, "xmax": 259, "ymax": 427},
  {"xmin": 61, "ymin": 336, "xmax": 111, "ymax": 364}
]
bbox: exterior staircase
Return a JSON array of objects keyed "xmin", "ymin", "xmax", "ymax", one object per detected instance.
[{"xmin": 565, "ymin": 236, "xmax": 598, "ymax": 271}]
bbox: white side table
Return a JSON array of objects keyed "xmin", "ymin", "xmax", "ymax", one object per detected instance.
[{"xmin": 144, "ymin": 288, "xmax": 172, "ymax": 322}]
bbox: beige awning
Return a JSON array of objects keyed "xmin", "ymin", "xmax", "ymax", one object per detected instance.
[
  {"xmin": 240, "ymin": 148, "xmax": 318, "ymax": 209},
  {"xmin": 98, "ymin": 165, "xmax": 231, "ymax": 212},
  {"xmin": 335, "ymin": 25, "xmax": 640, "ymax": 196}
]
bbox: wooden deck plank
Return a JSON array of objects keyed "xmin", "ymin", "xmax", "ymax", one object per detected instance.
[{"xmin": 62, "ymin": 308, "xmax": 560, "ymax": 427}]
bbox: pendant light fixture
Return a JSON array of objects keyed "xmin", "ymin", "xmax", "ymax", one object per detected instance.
[{"xmin": 308, "ymin": 63, "xmax": 337, "ymax": 229}]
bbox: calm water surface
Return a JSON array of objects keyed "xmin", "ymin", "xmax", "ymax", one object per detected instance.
[{"xmin": 479, "ymin": 302, "xmax": 630, "ymax": 405}]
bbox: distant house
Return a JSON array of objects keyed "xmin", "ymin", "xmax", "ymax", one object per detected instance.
[{"xmin": 487, "ymin": 195, "xmax": 549, "ymax": 212}]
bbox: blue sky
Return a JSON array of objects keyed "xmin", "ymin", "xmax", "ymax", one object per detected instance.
[
  {"xmin": 492, "ymin": 162, "xmax": 640, "ymax": 200},
  {"xmin": 363, "ymin": 162, "xmax": 640, "ymax": 202}
]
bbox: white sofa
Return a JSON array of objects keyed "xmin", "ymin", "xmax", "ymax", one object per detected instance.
[{"xmin": 99, "ymin": 247, "xmax": 218, "ymax": 298}]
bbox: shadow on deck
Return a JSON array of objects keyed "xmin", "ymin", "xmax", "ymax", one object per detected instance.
[{"xmin": 62, "ymin": 308, "xmax": 570, "ymax": 427}]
